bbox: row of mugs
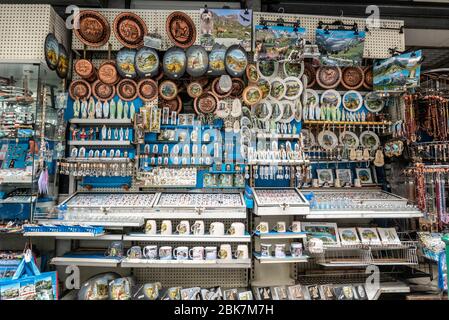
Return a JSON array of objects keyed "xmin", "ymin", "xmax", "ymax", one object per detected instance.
[
  {"xmin": 255, "ymin": 221, "xmax": 301, "ymax": 234},
  {"xmin": 127, "ymin": 244, "xmax": 249, "ymax": 261},
  {"xmin": 260, "ymin": 243, "xmax": 303, "ymax": 258},
  {"xmin": 145, "ymin": 220, "xmax": 246, "ymax": 236}
]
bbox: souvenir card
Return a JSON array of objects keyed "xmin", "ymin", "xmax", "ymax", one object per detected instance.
[
  {"xmin": 302, "ymin": 222, "xmax": 340, "ymax": 247},
  {"xmin": 223, "ymin": 288, "xmax": 238, "ymax": 300},
  {"xmin": 356, "ymin": 167, "xmax": 374, "ymax": 184},
  {"xmin": 201, "ymin": 287, "xmax": 223, "ymax": 300},
  {"xmin": 316, "ymin": 29, "xmax": 366, "ymax": 66},
  {"xmin": 287, "ymin": 284, "xmax": 306, "ymax": 300},
  {"xmin": 316, "ymin": 168, "xmax": 334, "ymax": 185},
  {"xmin": 377, "ymin": 227, "xmax": 401, "ymax": 245},
  {"xmin": 320, "ymin": 284, "xmax": 336, "ymax": 300},
  {"xmin": 353, "ymin": 284, "xmax": 368, "ymax": 300},
  {"xmin": 357, "ymin": 227, "xmax": 381, "ymax": 245},
  {"xmin": 335, "ymin": 169, "xmax": 352, "ymax": 186},
  {"xmin": 338, "ymin": 227, "xmax": 361, "ymax": 245},
  {"xmin": 256, "ymin": 287, "xmax": 273, "ymax": 300},
  {"xmin": 334, "ymin": 285, "xmax": 356, "ymax": 300},
  {"xmin": 273, "ymin": 286, "xmax": 289, "ymax": 300},
  {"xmin": 180, "ymin": 287, "xmax": 201, "ymax": 300},
  {"xmin": 306, "ymin": 285, "xmax": 322, "ymax": 300},
  {"xmin": 238, "ymin": 291, "xmax": 253, "ymax": 300}
]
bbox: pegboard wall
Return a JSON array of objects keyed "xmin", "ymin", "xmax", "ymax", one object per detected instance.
[
  {"xmin": 72, "ymin": 8, "xmax": 404, "ymax": 59},
  {"xmin": 0, "ymin": 4, "xmax": 69, "ymax": 62}
]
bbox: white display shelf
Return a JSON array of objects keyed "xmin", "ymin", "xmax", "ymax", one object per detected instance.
[
  {"xmin": 37, "ymin": 219, "xmax": 144, "ymax": 228},
  {"xmin": 256, "ymin": 133, "xmax": 301, "ymax": 139},
  {"xmin": 64, "ymin": 157, "xmax": 132, "ymax": 163},
  {"xmin": 23, "ymin": 232, "xmax": 122, "ymax": 240},
  {"xmin": 306, "ymin": 209, "xmax": 423, "ymax": 219},
  {"xmin": 254, "ymin": 231, "xmax": 307, "ymax": 240},
  {"xmin": 51, "ymin": 257, "xmax": 121, "ymax": 267},
  {"xmin": 248, "ymin": 160, "xmax": 308, "ymax": 165},
  {"xmin": 147, "ymin": 209, "xmax": 246, "ymax": 219},
  {"xmin": 121, "ymin": 258, "xmax": 251, "ymax": 269},
  {"xmin": 253, "ymin": 253, "xmax": 309, "ymax": 264},
  {"xmin": 68, "ymin": 140, "xmax": 131, "ymax": 146},
  {"xmin": 124, "ymin": 233, "xmax": 251, "ymax": 243},
  {"xmin": 69, "ymin": 118, "xmax": 132, "ymax": 125}
]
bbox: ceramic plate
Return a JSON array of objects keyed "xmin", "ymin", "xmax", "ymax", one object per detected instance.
[
  {"xmin": 160, "ymin": 96, "xmax": 182, "ymax": 113},
  {"xmin": 339, "ymin": 131, "xmax": 360, "ymax": 149},
  {"xmin": 92, "ymin": 80, "xmax": 115, "ymax": 101},
  {"xmin": 246, "ymin": 64, "xmax": 260, "ymax": 83},
  {"xmin": 135, "ymin": 47, "xmax": 159, "ymax": 77},
  {"xmin": 69, "ymin": 80, "xmax": 91, "ymax": 100},
  {"xmin": 284, "ymin": 76, "xmax": 303, "ymax": 100},
  {"xmin": 159, "ymin": 80, "xmax": 178, "ymax": 101},
  {"xmin": 305, "ymin": 89, "xmax": 319, "ymax": 108},
  {"xmin": 207, "ymin": 44, "xmax": 227, "ymax": 76},
  {"xmin": 74, "ymin": 10, "xmax": 110, "ymax": 47},
  {"xmin": 253, "ymin": 100, "xmax": 272, "ymax": 122},
  {"xmin": 225, "ymin": 45, "xmax": 248, "ymax": 77},
  {"xmin": 283, "ymin": 61, "xmax": 304, "ymax": 78},
  {"xmin": 166, "ymin": 11, "xmax": 196, "ymax": 48},
  {"xmin": 44, "ymin": 33, "xmax": 59, "ymax": 70},
  {"xmin": 316, "ymin": 66, "xmax": 341, "ymax": 89},
  {"xmin": 269, "ymin": 77, "xmax": 286, "ymax": 100},
  {"xmin": 279, "ymin": 100, "xmax": 296, "ymax": 123},
  {"xmin": 257, "ymin": 61, "xmax": 278, "ymax": 80},
  {"xmin": 137, "ymin": 78, "xmax": 158, "ymax": 101},
  {"xmin": 230, "ymin": 78, "xmax": 245, "ymax": 98},
  {"xmin": 194, "ymin": 92, "xmax": 218, "ymax": 114},
  {"xmin": 343, "ymin": 90, "xmax": 363, "ymax": 112},
  {"xmin": 303, "ymin": 63, "xmax": 317, "ymax": 87},
  {"xmin": 113, "ymin": 12, "xmax": 148, "ymax": 48},
  {"xmin": 186, "ymin": 45, "xmax": 209, "ymax": 77},
  {"xmin": 116, "ymin": 78, "xmax": 138, "ymax": 101},
  {"xmin": 163, "ymin": 46, "xmax": 186, "ymax": 79},
  {"xmin": 211, "ymin": 77, "xmax": 232, "ymax": 99},
  {"xmin": 242, "ymin": 85, "xmax": 262, "ymax": 106},
  {"xmin": 116, "ymin": 47, "xmax": 137, "ymax": 78},
  {"xmin": 56, "ymin": 43, "xmax": 69, "ymax": 78},
  {"xmin": 98, "ymin": 61, "xmax": 119, "ymax": 85},
  {"xmin": 363, "ymin": 66, "xmax": 373, "ymax": 89},
  {"xmin": 318, "ymin": 130, "xmax": 338, "ymax": 150},
  {"xmin": 364, "ymin": 91, "xmax": 385, "ymax": 113},
  {"xmin": 320, "ymin": 89, "xmax": 341, "ymax": 108},
  {"xmin": 271, "ymin": 101, "xmax": 284, "ymax": 122},
  {"xmin": 187, "ymin": 82, "xmax": 203, "ymax": 98},
  {"xmin": 341, "ymin": 66, "xmax": 365, "ymax": 90},
  {"xmin": 360, "ymin": 130, "xmax": 380, "ymax": 150},
  {"xmin": 301, "ymin": 129, "xmax": 315, "ymax": 147}
]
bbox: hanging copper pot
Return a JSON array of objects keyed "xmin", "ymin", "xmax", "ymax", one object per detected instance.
[
  {"xmin": 98, "ymin": 61, "xmax": 119, "ymax": 85},
  {"xmin": 316, "ymin": 66, "xmax": 341, "ymax": 89},
  {"xmin": 363, "ymin": 66, "xmax": 373, "ymax": 90},
  {"xmin": 303, "ymin": 63, "xmax": 317, "ymax": 88},
  {"xmin": 74, "ymin": 59, "xmax": 97, "ymax": 82},
  {"xmin": 341, "ymin": 66, "xmax": 365, "ymax": 90},
  {"xmin": 137, "ymin": 78, "xmax": 158, "ymax": 101},
  {"xmin": 69, "ymin": 79, "xmax": 91, "ymax": 100},
  {"xmin": 92, "ymin": 80, "xmax": 116, "ymax": 101},
  {"xmin": 116, "ymin": 78, "xmax": 138, "ymax": 101}
]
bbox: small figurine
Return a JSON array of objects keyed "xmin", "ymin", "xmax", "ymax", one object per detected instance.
[{"xmin": 79, "ymin": 128, "xmax": 87, "ymax": 141}]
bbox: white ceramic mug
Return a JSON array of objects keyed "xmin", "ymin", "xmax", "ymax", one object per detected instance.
[
  {"xmin": 289, "ymin": 221, "xmax": 301, "ymax": 233},
  {"xmin": 209, "ymin": 222, "xmax": 225, "ymax": 236},
  {"xmin": 160, "ymin": 220, "xmax": 172, "ymax": 235},
  {"xmin": 260, "ymin": 243, "xmax": 272, "ymax": 257},
  {"xmin": 159, "ymin": 246, "xmax": 173, "ymax": 260},
  {"xmin": 189, "ymin": 246, "xmax": 205, "ymax": 260},
  {"xmin": 145, "ymin": 220, "xmax": 157, "ymax": 235},
  {"xmin": 290, "ymin": 242, "xmax": 303, "ymax": 257},
  {"xmin": 191, "ymin": 221, "xmax": 205, "ymax": 235},
  {"xmin": 218, "ymin": 244, "xmax": 232, "ymax": 260},
  {"xmin": 127, "ymin": 246, "xmax": 142, "ymax": 259},
  {"xmin": 176, "ymin": 221, "xmax": 190, "ymax": 235},
  {"xmin": 273, "ymin": 221, "xmax": 286, "ymax": 233},
  {"xmin": 234, "ymin": 245, "xmax": 249, "ymax": 259},
  {"xmin": 255, "ymin": 222, "xmax": 269, "ymax": 234},
  {"xmin": 143, "ymin": 245, "xmax": 158, "ymax": 259},
  {"xmin": 227, "ymin": 222, "xmax": 245, "ymax": 236},
  {"xmin": 173, "ymin": 246, "xmax": 189, "ymax": 260},
  {"xmin": 275, "ymin": 243, "xmax": 286, "ymax": 258},
  {"xmin": 205, "ymin": 247, "xmax": 217, "ymax": 260}
]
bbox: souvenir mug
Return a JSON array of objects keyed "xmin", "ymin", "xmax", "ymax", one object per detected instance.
[
  {"xmin": 145, "ymin": 220, "xmax": 157, "ymax": 235},
  {"xmin": 260, "ymin": 243, "xmax": 272, "ymax": 257},
  {"xmin": 218, "ymin": 244, "xmax": 232, "ymax": 260},
  {"xmin": 127, "ymin": 246, "xmax": 142, "ymax": 259},
  {"xmin": 143, "ymin": 245, "xmax": 158, "ymax": 260},
  {"xmin": 227, "ymin": 222, "xmax": 245, "ymax": 236},
  {"xmin": 144, "ymin": 282, "xmax": 161, "ymax": 300},
  {"xmin": 234, "ymin": 245, "xmax": 249, "ymax": 259},
  {"xmin": 159, "ymin": 246, "xmax": 173, "ymax": 260},
  {"xmin": 205, "ymin": 247, "xmax": 217, "ymax": 260},
  {"xmin": 189, "ymin": 246, "xmax": 205, "ymax": 260},
  {"xmin": 289, "ymin": 221, "xmax": 301, "ymax": 233},
  {"xmin": 106, "ymin": 241, "xmax": 123, "ymax": 257},
  {"xmin": 210, "ymin": 222, "xmax": 225, "ymax": 236},
  {"xmin": 290, "ymin": 242, "xmax": 303, "ymax": 257},
  {"xmin": 191, "ymin": 221, "xmax": 205, "ymax": 235},
  {"xmin": 274, "ymin": 244, "xmax": 286, "ymax": 258},
  {"xmin": 160, "ymin": 220, "xmax": 172, "ymax": 235},
  {"xmin": 173, "ymin": 246, "xmax": 189, "ymax": 260},
  {"xmin": 273, "ymin": 221, "xmax": 286, "ymax": 233},
  {"xmin": 176, "ymin": 221, "xmax": 190, "ymax": 235},
  {"xmin": 255, "ymin": 222, "xmax": 269, "ymax": 234}
]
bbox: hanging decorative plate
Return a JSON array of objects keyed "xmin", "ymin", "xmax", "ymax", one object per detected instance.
[
  {"xmin": 113, "ymin": 12, "xmax": 148, "ymax": 48},
  {"xmin": 240, "ymin": 116, "xmax": 252, "ymax": 128},
  {"xmin": 160, "ymin": 96, "xmax": 182, "ymax": 113},
  {"xmin": 116, "ymin": 78, "xmax": 138, "ymax": 101},
  {"xmin": 135, "ymin": 46, "xmax": 159, "ymax": 77},
  {"xmin": 360, "ymin": 130, "xmax": 380, "ymax": 150},
  {"xmin": 341, "ymin": 66, "xmax": 365, "ymax": 90},
  {"xmin": 98, "ymin": 61, "xmax": 119, "ymax": 85},
  {"xmin": 229, "ymin": 78, "xmax": 245, "ymax": 98},
  {"xmin": 271, "ymin": 101, "xmax": 284, "ymax": 122},
  {"xmin": 257, "ymin": 78, "xmax": 271, "ymax": 100},
  {"xmin": 339, "ymin": 131, "xmax": 360, "ymax": 149},
  {"xmin": 186, "ymin": 45, "xmax": 209, "ymax": 77},
  {"xmin": 166, "ymin": 11, "xmax": 196, "ymax": 48},
  {"xmin": 207, "ymin": 44, "xmax": 227, "ymax": 76},
  {"xmin": 44, "ymin": 33, "xmax": 59, "ymax": 70},
  {"xmin": 74, "ymin": 59, "xmax": 96, "ymax": 80},
  {"xmin": 283, "ymin": 76, "xmax": 303, "ymax": 100},
  {"xmin": 211, "ymin": 77, "xmax": 232, "ymax": 99},
  {"xmin": 194, "ymin": 92, "xmax": 218, "ymax": 114},
  {"xmin": 301, "ymin": 129, "xmax": 315, "ymax": 147},
  {"xmin": 74, "ymin": 10, "xmax": 110, "ymax": 47},
  {"xmin": 318, "ymin": 130, "xmax": 338, "ymax": 150},
  {"xmin": 316, "ymin": 66, "xmax": 341, "ymax": 89},
  {"xmin": 305, "ymin": 89, "xmax": 319, "ymax": 108},
  {"xmin": 187, "ymin": 82, "xmax": 203, "ymax": 98},
  {"xmin": 242, "ymin": 85, "xmax": 262, "ymax": 106},
  {"xmin": 364, "ymin": 91, "xmax": 385, "ymax": 113},
  {"xmin": 253, "ymin": 100, "xmax": 272, "ymax": 122},
  {"xmin": 303, "ymin": 63, "xmax": 317, "ymax": 87},
  {"xmin": 246, "ymin": 64, "xmax": 260, "ymax": 83},
  {"xmin": 137, "ymin": 78, "xmax": 158, "ymax": 101},
  {"xmin": 163, "ymin": 46, "xmax": 186, "ymax": 79},
  {"xmin": 363, "ymin": 66, "xmax": 373, "ymax": 89},
  {"xmin": 92, "ymin": 80, "xmax": 115, "ymax": 101},
  {"xmin": 56, "ymin": 43, "xmax": 69, "ymax": 78},
  {"xmin": 342, "ymin": 90, "xmax": 363, "ymax": 112},
  {"xmin": 279, "ymin": 100, "xmax": 296, "ymax": 123},
  {"xmin": 225, "ymin": 45, "xmax": 248, "ymax": 77},
  {"xmin": 69, "ymin": 80, "xmax": 91, "ymax": 100},
  {"xmin": 257, "ymin": 61, "xmax": 278, "ymax": 80},
  {"xmin": 283, "ymin": 61, "xmax": 304, "ymax": 78},
  {"xmin": 242, "ymin": 106, "xmax": 252, "ymax": 119},
  {"xmin": 116, "ymin": 47, "xmax": 137, "ymax": 78},
  {"xmin": 159, "ymin": 80, "xmax": 178, "ymax": 101},
  {"xmin": 320, "ymin": 89, "xmax": 341, "ymax": 108},
  {"xmin": 269, "ymin": 77, "xmax": 286, "ymax": 100}
]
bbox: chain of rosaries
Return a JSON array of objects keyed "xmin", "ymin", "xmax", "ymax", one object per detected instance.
[
  {"xmin": 403, "ymin": 93, "xmax": 418, "ymax": 143},
  {"xmin": 59, "ymin": 161, "xmax": 134, "ymax": 177},
  {"xmin": 421, "ymin": 94, "xmax": 448, "ymax": 140}
]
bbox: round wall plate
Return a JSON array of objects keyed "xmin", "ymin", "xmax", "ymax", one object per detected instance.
[
  {"xmin": 360, "ymin": 130, "xmax": 380, "ymax": 150},
  {"xmin": 364, "ymin": 91, "xmax": 385, "ymax": 113},
  {"xmin": 303, "ymin": 63, "xmax": 317, "ymax": 87},
  {"xmin": 363, "ymin": 66, "xmax": 373, "ymax": 90},
  {"xmin": 113, "ymin": 12, "xmax": 148, "ymax": 48},
  {"xmin": 137, "ymin": 78, "xmax": 158, "ymax": 101},
  {"xmin": 305, "ymin": 89, "xmax": 319, "ymax": 108},
  {"xmin": 69, "ymin": 79, "xmax": 91, "ymax": 100},
  {"xmin": 246, "ymin": 64, "xmax": 260, "ymax": 83},
  {"xmin": 135, "ymin": 46, "xmax": 159, "ymax": 78},
  {"xmin": 342, "ymin": 90, "xmax": 363, "ymax": 112},
  {"xmin": 211, "ymin": 77, "xmax": 232, "ymax": 99},
  {"xmin": 194, "ymin": 92, "xmax": 218, "ymax": 114},
  {"xmin": 253, "ymin": 100, "xmax": 272, "ymax": 122},
  {"xmin": 74, "ymin": 59, "xmax": 95, "ymax": 80},
  {"xmin": 207, "ymin": 44, "xmax": 227, "ymax": 76},
  {"xmin": 92, "ymin": 80, "xmax": 115, "ymax": 101},
  {"xmin": 225, "ymin": 45, "xmax": 248, "ymax": 77},
  {"xmin": 320, "ymin": 89, "xmax": 341, "ymax": 108},
  {"xmin": 257, "ymin": 78, "xmax": 271, "ymax": 99},
  {"xmin": 56, "ymin": 43, "xmax": 69, "ymax": 78},
  {"xmin": 341, "ymin": 66, "xmax": 365, "ymax": 90},
  {"xmin": 160, "ymin": 96, "xmax": 182, "ymax": 113},
  {"xmin": 283, "ymin": 76, "xmax": 303, "ymax": 100},
  {"xmin": 74, "ymin": 10, "xmax": 110, "ymax": 47},
  {"xmin": 283, "ymin": 61, "xmax": 304, "ymax": 78},
  {"xmin": 230, "ymin": 78, "xmax": 245, "ymax": 98},
  {"xmin": 116, "ymin": 78, "xmax": 138, "ymax": 101},
  {"xmin": 163, "ymin": 46, "xmax": 187, "ymax": 80},
  {"xmin": 269, "ymin": 77, "xmax": 286, "ymax": 100},
  {"xmin": 116, "ymin": 47, "xmax": 137, "ymax": 78},
  {"xmin": 186, "ymin": 45, "xmax": 209, "ymax": 77},
  {"xmin": 166, "ymin": 11, "xmax": 196, "ymax": 48},
  {"xmin": 257, "ymin": 60, "xmax": 278, "ymax": 80},
  {"xmin": 301, "ymin": 129, "xmax": 316, "ymax": 147},
  {"xmin": 339, "ymin": 131, "xmax": 360, "ymax": 149},
  {"xmin": 187, "ymin": 82, "xmax": 203, "ymax": 98},
  {"xmin": 316, "ymin": 66, "xmax": 342, "ymax": 89},
  {"xmin": 159, "ymin": 80, "xmax": 178, "ymax": 101},
  {"xmin": 242, "ymin": 85, "xmax": 263, "ymax": 106},
  {"xmin": 98, "ymin": 61, "xmax": 119, "ymax": 85},
  {"xmin": 44, "ymin": 33, "xmax": 59, "ymax": 70},
  {"xmin": 318, "ymin": 130, "xmax": 338, "ymax": 150},
  {"xmin": 279, "ymin": 100, "xmax": 296, "ymax": 123}
]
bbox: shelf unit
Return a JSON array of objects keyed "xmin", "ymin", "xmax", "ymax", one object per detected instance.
[
  {"xmin": 254, "ymin": 231, "xmax": 307, "ymax": 240},
  {"xmin": 69, "ymin": 119, "xmax": 132, "ymax": 125},
  {"xmin": 68, "ymin": 140, "xmax": 132, "ymax": 147},
  {"xmin": 121, "ymin": 258, "xmax": 251, "ymax": 269},
  {"xmin": 253, "ymin": 253, "xmax": 309, "ymax": 264},
  {"xmin": 124, "ymin": 233, "xmax": 251, "ymax": 243}
]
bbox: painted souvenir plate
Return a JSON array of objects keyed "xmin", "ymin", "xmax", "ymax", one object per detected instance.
[
  {"xmin": 271, "ymin": 101, "xmax": 284, "ymax": 122},
  {"xmin": 166, "ymin": 11, "xmax": 196, "ymax": 48},
  {"xmin": 316, "ymin": 66, "xmax": 341, "ymax": 89},
  {"xmin": 253, "ymin": 100, "xmax": 272, "ymax": 122},
  {"xmin": 283, "ymin": 61, "xmax": 304, "ymax": 78},
  {"xmin": 269, "ymin": 77, "xmax": 286, "ymax": 100},
  {"xmin": 116, "ymin": 78, "xmax": 138, "ymax": 101},
  {"xmin": 113, "ymin": 12, "xmax": 148, "ymax": 48},
  {"xmin": 137, "ymin": 78, "xmax": 158, "ymax": 101},
  {"xmin": 279, "ymin": 100, "xmax": 296, "ymax": 123},
  {"xmin": 318, "ymin": 130, "xmax": 338, "ymax": 150},
  {"xmin": 341, "ymin": 66, "xmax": 365, "ymax": 90},
  {"xmin": 320, "ymin": 89, "xmax": 341, "ymax": 108},
  {"xmin": 303, "ymin": 63, "xmax": 317, "ymax": 87},
  {"xmin": 342, "ymin": 90, "xmax": 363, "ymax": 112},
  {"xmin": 246, "ymin": 64, "xmax": 260, "ymax": 83},
  {"xmin": 363, "ymin": 66, "xmax": 373, "ymax": 90},
  {"xmin": 360, "ymin": 130, "xmax": 380, "ymax": 150},
  {"xmin": 339, "ymin": 131, "xmax": 359, "ymax": 149},
  {"xmin": 257, "ymin": 61, "xmax": 278, "ymax": 80},
  {"xmin": 160, "ymin": 96, "xmax": 182, "ymax": 113},
  {"xmin": 98, "ymin": 61, "xmax": 119, "ymax": 85},
  {"xmin": 44, "ymin": 33, "xmax": 59, "ymax": 70},
  {"xmin": 135, "ymin": 47, "xmax": 159, "ymax": 78},
  {"xmin": 301, "ymin": 129, "xmax": 316, "ymax": 147},
  {"xmin": 69, "ymin": 79, "xmax": 91, "ymax": 100},
  {"xmin": 116, "ymin": 47, "xmax": 137, "ymax": 78},
  {"xmin": 212, "ymin": 77, "xmax": 232, "ymax": 99},
  {"xmin": 225, "ymin": 45, "xmax": 248, "ymax": 77},
  {"xmin": 230, "ymin": 78, "xmax": 245, "ymax": 98},
  {"xmin": 187, "ymin": 82, "xmax": 203, "ymax": 98},
  {"xmin": 207, "ymin": 44, "xmax": 226, "ymax": 76},
  {"xmin": 159, "ymin": 80, "xmax": 178, "ymax": 101},
  {"xmin": 283, "ymin": 76, "xmax": 303, "ymax": 100},
  {"xmin": 186, "ymin": 45, "xmax": 209, "ymax": 77},
  {"xmin": 364, "ymin": 91, "xmax": 385, "ymax": 113},
  {"xmin": 163, "ymin": 46, "xmax": 186, "ymax": 80},
  {"xmin": 305, "ymin": 89, "xmax": 319, "ymax": 108},
  {"xmin": 92, "ymin": 80, "xmax": 115, "ymax": 101},
  {"xmin": 56, "ymin": 43, "xmax": 69, "ymax": 78},
  {"xmin": 74, "ymin": 10, "xmax": 110, "ymax": 47},
  {"xmin": 257, "ymin": 78, "xmax": 271, "ymax": 99},
  {"xmin": 194, "ymin": 92, "xmax": 218, "ymax": 114},
  {"xmin": 242, "ymin": 85, "xmax": 262, "ymax": 106}
]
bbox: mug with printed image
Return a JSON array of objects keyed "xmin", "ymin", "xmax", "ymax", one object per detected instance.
[
  {"xmin": 160, "ymin": 220, "xmax": 172, "ymax": 235},
  {"xmin": 176, "ymin": 221, "xmax": 190, "ymax": 235},
  {"xmin": 205, "ymin": 246, "xmax": 217, "ymax": 260},
  {"xmin": 159, "ymin": 246, "xmax": 173, "ymax": 260},
  {"xmin": 218, "ymin": 244, "xmax": 232, "ymax": 260},
  {"xmin": 234, "ymin": 245, "xmax": 249, "ymax": 259},
  {"xmin": 189, "ymin": 246, "xmax": 205, "ymax": 260},
  {"xmin": 289, "ymin": 221, "xmax": 301, "ymax": 233},
  {"xmin": 127, "ymin": 246, "xmax": 142, "ymax": 259},
  {"xmin": 273, "ymin": 221, "xmax": 286, "ymax": 233},
  {"xmin": 209, "ymin": 222, "xmax": 225, "ymax": 236},
  {"xmin": 173, "ymin": 246, "xmax": 189, "ymax": 260},
  {"xmin": 227, "ymin": 222, "xmax": 245, "ymax": 236},
  {"xmin": 143, "ymin": 245, "xmax": 158, "ymax": 259},
  {"xmin": 191, "ymin": 220, "xmax": 205, "ymax": 235},
  {"xmin": 255, "ymin": 222, "xmax": 269, "ymax": 234},
  {"xmin": 145, "ymin": 220, "xmax": 157, "ymax": 235}
]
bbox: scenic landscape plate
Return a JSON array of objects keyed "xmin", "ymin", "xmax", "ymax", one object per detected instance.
[
  {"xmin": 225, "ymin": 45, "xmax": 248, "ymax": 77},
  {"xmin": 186, "ymin": 45, "xmax": 209, "ymax": 77},
  {"xmin": 163, "ymin": 46, "xmax": 186, "ymax": 79},
  {"xmin": 116, "ymin": 48, "xmax": 137, "ymax": 78},
  {"xmin": 135, "ymin": 47, "xmax": 159, "ymax": 77}
]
